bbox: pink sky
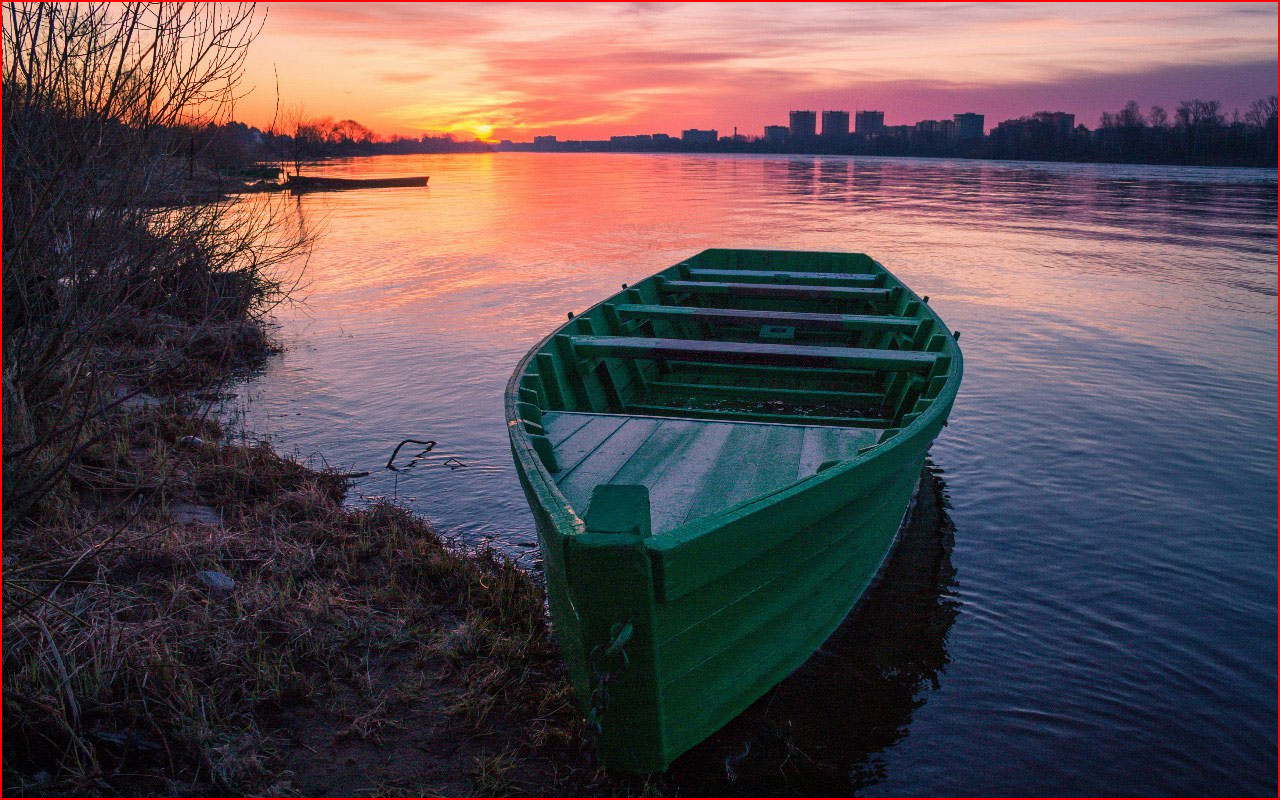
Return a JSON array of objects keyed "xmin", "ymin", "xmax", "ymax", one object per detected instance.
[{"xmin": 235, "ymin": 3, "xmax": 1278, "ymax": 141}]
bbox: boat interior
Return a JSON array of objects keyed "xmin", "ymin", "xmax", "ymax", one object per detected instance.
[{"xmin": 512, "ymin": 249, "xmax": 958, "ymax": 533}]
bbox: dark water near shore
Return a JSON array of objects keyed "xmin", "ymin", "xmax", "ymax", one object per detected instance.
[{"xmin": 232, "ymin": 153, "xmax": 1277, "ymax": 795}]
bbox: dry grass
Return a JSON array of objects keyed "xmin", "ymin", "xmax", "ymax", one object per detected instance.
[
  {"xmin": 1, "ymin": 5, "xmax": 634, "ymax": 795},
  {"xmin": 2, "ymin": 403, "xmax": 633, "ymax": 796}
]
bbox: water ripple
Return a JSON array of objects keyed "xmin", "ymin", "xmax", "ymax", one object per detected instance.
[{"xmin": 229, "ymin": 153, "xmax": 1276, "ymax": 796}]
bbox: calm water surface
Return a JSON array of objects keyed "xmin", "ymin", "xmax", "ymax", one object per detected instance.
[{"xmin": 233, "ymin": 153, "xmax": 1276, "ymax": 795}]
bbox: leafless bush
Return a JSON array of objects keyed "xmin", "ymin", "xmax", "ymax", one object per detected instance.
[{"xmin": 2, "ymin": 3, "xmax": 313, "ymax": 532}]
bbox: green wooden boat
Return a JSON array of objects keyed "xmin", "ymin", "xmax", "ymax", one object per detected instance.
[{"xmin": 505, "ymin": 248, "xmax": 962, "ymax": 772}]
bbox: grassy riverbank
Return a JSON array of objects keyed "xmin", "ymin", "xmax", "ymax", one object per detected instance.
[
  {"xmin": 0, "ymin": 5, "xmax": 633, "ymax": 792},
  {"xmin": 4, "ymin": 395, "xmax": 634, "ymax": 796}
]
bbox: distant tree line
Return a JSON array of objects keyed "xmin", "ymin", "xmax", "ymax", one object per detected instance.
[
  {"xmin": 194, "ymin": 116, "xmax": 491, "ymax": 177},
  {"xmin": 194, "ymin": 94, "xmax": 1276, "ymax": 170},
  {"xmin": 524, "ymin": 96, "xmax": 1278, "ymax": 168},
  {"xmin": 983, "ymin": 97, "xmax": 1277, "ymax": 166}
]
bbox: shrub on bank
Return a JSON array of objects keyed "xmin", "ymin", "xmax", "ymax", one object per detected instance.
[{"xmin": 2, "ymin": 3, "xmax": 309, "ymax": 531}]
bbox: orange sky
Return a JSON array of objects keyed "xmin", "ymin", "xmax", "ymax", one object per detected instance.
[{"xmin": 234, "ymin": 3, "xmax": 1277, "ymax": 141}]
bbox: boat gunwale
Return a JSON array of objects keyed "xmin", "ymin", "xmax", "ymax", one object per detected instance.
[{"xmin": 503, "ymin": 249, "xmax": 964, "ymax": 573}]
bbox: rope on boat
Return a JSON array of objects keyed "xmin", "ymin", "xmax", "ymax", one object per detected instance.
[{"xmin": 586, "ymin": 620, "xmax": 634, "ymax": 747}]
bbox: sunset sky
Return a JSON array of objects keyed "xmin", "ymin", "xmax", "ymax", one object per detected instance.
[{"xmin": 236, "ymin": 3, "xmax": 1278, "ymax": 141}]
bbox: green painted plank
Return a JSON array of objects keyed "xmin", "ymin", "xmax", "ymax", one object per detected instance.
[
  {"xmin": 552, "ymin": 415, "xmax": 629, "ymax": 473},
  {"xmin": 569, "ymin": 335, "xmax": 936, "ymax": 372},
  {"xmin": 548, "ymin": 413, "xmax": 871, "ymax": 532},
  {"xmin": 663, "ymin": 539, "xmax": 888, "ymax": 758},
  {"xmin": 652, "ymin": 466, "xmax": 911, "ymax": 648},
  {"xmin": 664, "ymin": 360, "xmax": 876, "ymax": 385},
  {"xmin": 665, "ymin": 493, "xmax": 908, "ymax": 739},
  {"xmin": 625, "ymin": 403, "xmax": 890, "ymax": 428},
  {"xmin": 658, "ymin": 471, "xmax": 919, "ymax": 753},
  {"xmin": 697, "ymin": 248, "xmax": 878, "ymax": 274},
  {"xmin": 561, "ymin": 531, "xmax": 663, "ymax": 772},
  {"xmin": 685, "ymin": 268, "xmax": 880, "ymax": 287},
  {"xmin": 553, "ymin": 335, "xmax": 590, "ymax": 410},
  {"xmin": 796, "ymin": 425, "xmax": 878, "ymax": 478},
  {"xmin": 720, "ymin": 424, "xmax": 805, "ymax": 512},
  {"xmin": 617, "ymin": 419, "xmax": 737, "ymax": 535},
  {"xmin": 648, "ymin": 429, "xmax": 935, "ymax": 601},
  {"xmin": 535, "ymin": 354, "xmax": 567, "ymax": 410},
  {"xmin": 614, "ymin": 303, "xmax": 919, "ymax": 332},
  {"xmin": 661, "ymin": 542, "xmax": 892, "ymax": 743},
  {"xmin": 677, "ymin": 424, "xmax": 785, "ymax": 525},
  {"xmin": 541, "ymin": 411, "xmax": 594, "ymax": 446},
  {"xmin": 554, "ymin": 417, "xmax": 663, "ymax": 512},
  {"xmin": 659, "ymin": 278, "xmax": 890, "ymax": 303},
  {"xmin": 647, "ymin": 380, "xmax": 883, "ymax": 405}
]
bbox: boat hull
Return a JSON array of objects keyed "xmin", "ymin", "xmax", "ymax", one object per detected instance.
[
  {"xmin": 505, "ymin": 248, "xmax": 962, "ymax": 771},
  {"xmin": 509, "ymin": 404, "xmax": 944, "ymax": 771}
]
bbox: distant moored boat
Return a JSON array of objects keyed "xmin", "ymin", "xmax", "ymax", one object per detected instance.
[
  {"xmin": 285, "ymin": 174, "xmax": 429, "ymax": 193},
  {"xmin": 505, "ymin": 248, "xmax": 963, "ymax": 772}
]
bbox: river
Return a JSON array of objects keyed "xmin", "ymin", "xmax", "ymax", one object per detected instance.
[{"xmin": 231, "ymin": 152, "xmax": 1276, "ymax": 795}]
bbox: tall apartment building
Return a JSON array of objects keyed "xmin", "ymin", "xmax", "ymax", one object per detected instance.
[
  {"xmin": 854, "ymin": 110, "xmax": 885, "ymax": 136},
  {"xmin": 821, "ymin": 110, "xmax": 850, "ymax": 139},
  {"xmin": 681, "ymin": 128, "xmax": 718, "ymax": 144},
  {"xmin": 953, "ymin": 112, "xmax": 984, "ymax": 140},
  {"xmin": 1032, "ymin": 111, "xmax": 1075, "ymax": 137},
  {"xmin": 789, "ymin": 109, "xmax": 817, "ymax": 139}
]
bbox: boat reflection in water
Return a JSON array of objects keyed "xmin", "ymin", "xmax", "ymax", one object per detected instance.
[{"xmin": 666, "ymin": 462, "xmax": 959, "ymax": 796}]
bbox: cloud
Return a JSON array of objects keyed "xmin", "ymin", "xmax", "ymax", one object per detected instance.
[
  {"xmin": 265, "ymin": 3, "xmax": 500, "ymax": 44},
  {"xmin": 239, "ymin": 2, "xmax": 1277, "ymax": 140},
  {"xmin": 378, "ymin": 71, "xmax": 430, "ymax": 85}
]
